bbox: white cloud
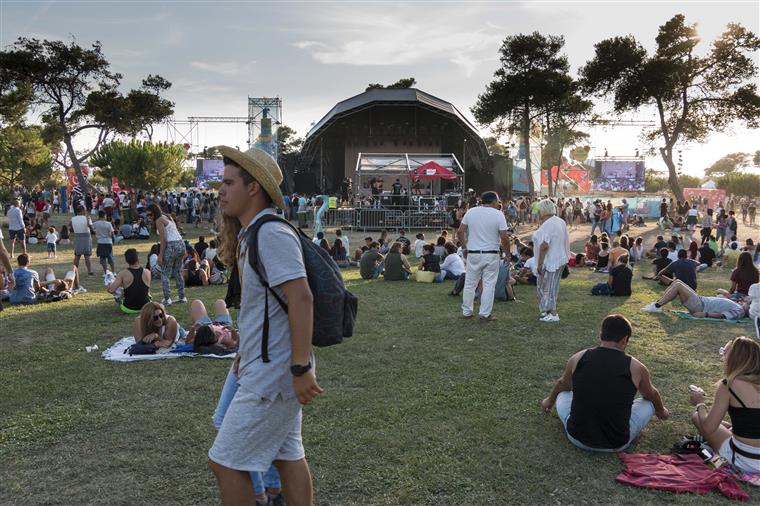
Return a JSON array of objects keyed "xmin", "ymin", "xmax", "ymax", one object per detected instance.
[
  {"xmin": 291, "ymin": 10, "xmax": 502, "ymax": 77},
  {"xmin": 190, "ymin": 60, "xmax": 256, "ymax": 76},
  {"xmin": 171, "ymin": 79, "xmax": 240, "ymax": 95}
]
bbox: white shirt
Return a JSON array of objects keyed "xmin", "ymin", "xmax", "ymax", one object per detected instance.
[
  {"xmin": 46, "ymin": 232, "xmax": 58, "ymax": 244},
  {"xmin": 461, "ymin": 206, "xmax": 508, "ymax": 251},
  {"xmin": 414, "ymin": 239, "xmax": 426, "ymax": 258},
  {"xmin": 70, "ymin": 215, "xmax": 92, "ymax": 234},
  {"xmin": 525, "ymin": 256, "xmax": 538, "ymax": 276},
  {"xmin": 204, "ymin": 248, "xmax": 217, "ymax": 261},
  {"xmin": 532, "ymin": 216, "xmax": 571, "ymax": 273},
  {"xmin": 667, "ymin": 250, "xmax": 679, "ymax": 262},
  {"xmin": 7, "ymin": 206, "xmax": 24, "ymax": 230},
  {"xmin": 102, "ymin": 197, "xmax": 115, "ymax": 208},
  {"xmin": 440, "ymin": 253, "xmax": 465, "ymax": 276},
  {"xmin": 339, "ymin": 236, "xmax": 349, "ymax": 252}
]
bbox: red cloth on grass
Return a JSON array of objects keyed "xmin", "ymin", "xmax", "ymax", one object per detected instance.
[{"xmin": 616, "ymin": 453, "xmax": 749, "ymax": 501}]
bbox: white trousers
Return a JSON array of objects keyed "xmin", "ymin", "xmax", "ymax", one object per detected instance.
[{"xmin": 462, "ymin": 253, "xmax": 500, "ymax": 317}]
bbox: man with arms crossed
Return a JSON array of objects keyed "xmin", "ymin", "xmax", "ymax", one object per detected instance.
[
  {"xmin": 208, "ymin": 146, "xmax": 322, "ymax": 505},
  {"xmin": 541, "ymin": 314, "xmax": 670, "ymax": 451},
  {"xmin": 457, "ymin": 191, "xmax": 511, "ymax": 321}
]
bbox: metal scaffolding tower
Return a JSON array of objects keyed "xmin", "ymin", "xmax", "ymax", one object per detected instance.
[{"xmin": 248, "ymin": 97, "xmax": 282, "ymax": 158}]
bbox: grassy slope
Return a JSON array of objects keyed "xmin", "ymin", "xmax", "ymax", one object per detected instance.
[{"xmin": 1, "ymin": 217, "xmax": 757, "ymax": 505}]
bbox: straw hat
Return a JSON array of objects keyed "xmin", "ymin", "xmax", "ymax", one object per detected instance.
[{"xmin": 215, "ymin": 145, "xmax": 285, "ymax": 209}]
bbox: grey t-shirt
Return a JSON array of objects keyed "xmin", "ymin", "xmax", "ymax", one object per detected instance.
[
  {"xmin": 237, "ymin": 208, "xmax": 308, "ymax": 400},
  {"xmin": 701, "ymin": 296, "xmax": 746, "ymax": 320},
  {"xmin": 94, "ymin": 220, "xmax": 113, "ymax": 244}
]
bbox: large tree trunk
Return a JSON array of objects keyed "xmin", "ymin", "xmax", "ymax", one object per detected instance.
[
  {"xmin": 545, "ymin": 114, "xmax": 554, "ymax": 197},
  {"xmin": 659, "ymin": 147, "xmax": 684, "ymax": 202},
  {"xmin": 523, "ymin": 107, "xmax": 535, "ymax": 195},
  {"xmin": 64, "ymin": 135, "xmax": 89, "ymax": 197}
]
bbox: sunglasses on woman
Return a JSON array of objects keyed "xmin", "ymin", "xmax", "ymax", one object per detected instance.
[{"xmin": 153, "ymin": 313, "xmax": 165, "ymax": 321}]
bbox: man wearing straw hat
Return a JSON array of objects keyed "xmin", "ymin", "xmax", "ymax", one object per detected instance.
[{"xmin": 208, "ymin": 146, "xmax": 322, "ymax": 505}]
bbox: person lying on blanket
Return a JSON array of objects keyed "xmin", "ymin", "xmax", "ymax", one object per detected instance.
[
  {"xmin": 133, "ymin": 301, "xmax": 182, "ymax": 348},
  {"xmin": 185, "ymin": 299, "xmax": 239, "ymax": 353},
  {"xmin": 641, "ymin": 279, "xmax": 748, "ymax": 320}
]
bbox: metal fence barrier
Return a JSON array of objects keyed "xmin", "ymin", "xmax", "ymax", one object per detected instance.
[{"xmin": 322, "ymin": 208, "xmax": 451, "ymax": 230}]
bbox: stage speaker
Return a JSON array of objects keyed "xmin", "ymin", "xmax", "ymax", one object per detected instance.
[
  {"xmin": 446, "ymin": 195, "xmax": 460, "ymax": 208},
  {"xmin": 419, "ymin": 197, "xmax": 435, "ymax": 211}
]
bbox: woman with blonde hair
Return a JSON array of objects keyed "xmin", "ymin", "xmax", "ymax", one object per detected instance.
[
  {"xmin": 132, "ymin": 301, "xmax": 183, "ymax": 348},
  {"xmin": 689, "ymin": 336, "xmax": 760, "ymax": 473}
]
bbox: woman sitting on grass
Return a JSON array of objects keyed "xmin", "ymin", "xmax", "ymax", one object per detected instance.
[
  {"xmin": 688, "ymin": 336, "xmax": 760, "ymax": 474},
  {"xmin": 418, "ymin": 244, "xmax": 441, "ymax": 275},
  {"xmin": 185, "ymin": 299, "xmax": 239, "ymax": 353},
  {"xmin": 383, "ymin": 242, "xmax": 412, "ymax": 281},
  {"xmin": 133, "ymin": 301, "xmax": 183, "ymax": 348},
  {"xmin": 146, "ymin": 243, "xmax": 162, "ymax": 279},
  {"xmin": 330, "ymin": 238, "xmax": 355, "ymax": 268},
  {"xmin": 716, "ymin": 252, "xmax": 759, "ymax": 302},
  {"xmin": 58, "ymin": 225, "xmax": 71, "ymax": 245}
]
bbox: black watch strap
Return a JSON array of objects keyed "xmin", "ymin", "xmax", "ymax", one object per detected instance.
[{"xmin": 290, "ymin": 362, "xmax": 312, "ymax": 376}]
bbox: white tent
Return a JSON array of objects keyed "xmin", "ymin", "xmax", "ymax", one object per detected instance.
[{"xmin": 701, "ymin": 180, "xmax": 717, "ymax": 189}]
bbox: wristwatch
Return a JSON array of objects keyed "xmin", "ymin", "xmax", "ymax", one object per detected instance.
[{"xmin": 290, "ymin": 362, "xmax": 312, "ymax": 377}]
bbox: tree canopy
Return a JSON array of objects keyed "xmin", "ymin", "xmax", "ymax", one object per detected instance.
[
  {"xmin": 366, "ymin": 78, "xmax": 417, "ymax": 91},
  {"xmin": 472, "ymin": 32, "xmax": 576, "ymax": 194},
  {"xmin": 580, "ymin": 14, "xmax": 760, "ymax": 200},
  {"xmin": 0, "ymin": 81, "xmax": 52, "ymax": 191},
  {"xmin": 705, "ymin": 152, "xmax": 751, "ymax": 176},
  {"xmin": 0, "ymin": 37, "xmax": 174, "ymax": 193},
  {"xmin": 90, "ymin": 140, "xmax": 187, "ymax": 191}
]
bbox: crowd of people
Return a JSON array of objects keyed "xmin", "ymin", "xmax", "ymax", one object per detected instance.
[{"xmin": 4, "ymin": 148, "xmax": 760, "ymax": 503}]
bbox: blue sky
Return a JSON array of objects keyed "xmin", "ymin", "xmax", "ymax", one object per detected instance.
[{"xmin": 2, "ymin": 0, "xmax": 759, "ymax": 175}]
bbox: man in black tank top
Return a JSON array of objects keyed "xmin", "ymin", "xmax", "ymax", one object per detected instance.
[
  {"xmin": 107, "ymin": 248, "xmax": 151, "ymax": 313},
  {"xmin": 541, "ymin": 315, "xmax": 670, "ymax": 451}
]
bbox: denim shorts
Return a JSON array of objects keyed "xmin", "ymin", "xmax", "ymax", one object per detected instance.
[{"xmin": 195, "ymin": 313, "xmax": 233, "ymax": 326}]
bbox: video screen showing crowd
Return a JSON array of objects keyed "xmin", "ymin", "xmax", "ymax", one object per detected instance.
[{"xmin": 592, "ymin": 161, "xmax": 646, "ymax": 192}]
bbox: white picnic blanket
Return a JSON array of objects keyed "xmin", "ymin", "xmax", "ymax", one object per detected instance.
[{"xmin": 101, "ymin": 336, "xmax": 235, "ymax": 362}]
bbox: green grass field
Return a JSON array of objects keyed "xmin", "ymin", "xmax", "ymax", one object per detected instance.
[{"xmin": 1, "ymin": 216, "xmax": 758, "ymax": 505}]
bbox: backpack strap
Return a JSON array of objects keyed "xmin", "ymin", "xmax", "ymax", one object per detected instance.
[{"xmin": 244, "ymin": 213, "xmax": 303, "ymax": 363}]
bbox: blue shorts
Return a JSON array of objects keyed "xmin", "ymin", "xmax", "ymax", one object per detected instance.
[
  {"xmin": 47, "ymin": 243, "xmax": 56, "ymax": 252},
  {"xmin": 195, "ymin": 313, "xmax": 233, "ymax": 326},
  {"xmin": 9, "ymin": 229, "xmax": 25, "ymax": 241}
]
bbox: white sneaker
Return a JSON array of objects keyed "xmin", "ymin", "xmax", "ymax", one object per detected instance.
[
  {"xmin": 162, "ymin": 298, "xmax": 173, "ymax": 306},
  {"xmin": 75, "ymin": 287, "xmax": 87, "ymax": 294},
  {"xmin": 642, "ymin": 302, "xmax": 663, "ymax": 313},
  {"xmin": 176, "ymin": 296, "xmax": 188, "ymax": 304},
  {"xmin": 540, "ymin": 313, "xmax": 560, "ymax": 322},
  {"xmin": 540, "ymin": 311, "xmax": 548, "ymax": 318}
]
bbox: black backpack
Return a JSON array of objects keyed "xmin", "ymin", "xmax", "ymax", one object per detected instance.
[{"xmin": 245, "ymin": 214, "xmax": 358, "ymax": 363}]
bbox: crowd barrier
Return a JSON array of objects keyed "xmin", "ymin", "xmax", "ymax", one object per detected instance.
[{"xmin": 321, "ymin": 208, "xmax": 450, "ymax": 230}]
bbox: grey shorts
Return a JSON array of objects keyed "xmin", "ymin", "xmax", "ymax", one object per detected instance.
[
  {"xmin": 74, "ymin": 233, "xmax": 92, "ymax": 256},
  {"xmin": 683, "ymin": 293, "xmax": 705, "ymax": 314},
  {"xmin": 208, "ymin": 388, "xmax": 304, "ymax": 472}
]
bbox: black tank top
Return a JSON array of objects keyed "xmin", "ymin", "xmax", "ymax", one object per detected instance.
[
  {"xmin": 723, "ymin": 379, "xmax": 760, "ymax": 438},
  {"xmin": 123, "ymin": 267, "xmax": 150, "ymax": 311},
  {"xmin": 422, "ymin": 253, "xmax": 441, "ymax": 273},
  {"xmin": 567, "ymin": 347, "xmax": 636, "ymax": 449}
]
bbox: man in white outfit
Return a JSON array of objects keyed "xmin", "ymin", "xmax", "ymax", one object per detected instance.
[{"xmin": 457, "ymin": 191, "xmax": 511, "ymax": 321}]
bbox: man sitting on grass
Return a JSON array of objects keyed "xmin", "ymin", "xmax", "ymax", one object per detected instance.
[
  {"xmin": 642, "ymin": 279, "xmax": 748, "ymax": 320},
  {"xmin": 657, "ymin": 248, "xmax": 698, "ymax": 289},
  {"xmin": 541, "ymin": 314, "xmax": 670, "ymax": 452},
  {"xmin": 359, "ymin": 242, "xmax": 384, "ymax": 280},
  {"xmin": 9, "ymin": 254, "xmax": 45, "ymax": 304},
  {"xmin": 591, "ymin": 255, "xmax": 632, "ymax": 296}
]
